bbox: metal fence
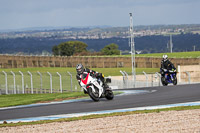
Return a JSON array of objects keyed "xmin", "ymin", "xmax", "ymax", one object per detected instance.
[
  {"xmin": 109, "ymin": 71, "xmax": 200, "ymax": 89},
  {"xmin": 0, "ymin": 70, "xmax": 199, "ymax": 95},
  {"xmin": 0, "ymin": 71, "xmax": 80, "ymax": 95}
]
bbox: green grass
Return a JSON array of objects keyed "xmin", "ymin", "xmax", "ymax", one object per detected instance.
[
  {"xmin": 135, "ymin": 51, "xmax": 200, "ymax": 58},
  {"xmin": 1, "ymin": 105, "xmax": 200, "ymax": 127},
  {"xmin": 80, "ymin": 51, "xmax": 200, "ymax": 58},
  {"xmin": 0, "ymin": 91, "xmax": 122, "ymax": 108},
  {"xmin": 0, "ymin": 67, "xmax": 158, "ymax": 77},
  {"xmin": 0, "ymin": 92, "xmax": 87, "ymax": 108}
]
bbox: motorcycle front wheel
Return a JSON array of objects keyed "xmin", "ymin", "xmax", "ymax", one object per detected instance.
[
  {"xmin": 173, "ymin": 77, "xmax": 177, "ymax": 85},
  {"xmin": 88, "ymin": 87, "xmax": 100, "ymax": 102},
  {"xmin": 161, "ymin": 77, "xmax": 168, "ymax": 86}
]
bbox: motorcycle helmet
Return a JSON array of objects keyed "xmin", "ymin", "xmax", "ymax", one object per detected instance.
[
  {"xmin": 163, "ymin": 55, "xmax": 168, "ymax": 62},
  {"xmin": 76, "ymin": 64, "xmax": 84, "ymax": 74}
]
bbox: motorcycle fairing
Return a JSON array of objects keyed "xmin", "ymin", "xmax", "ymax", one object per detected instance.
[{"xmin": 81, "ymin": 73, "xmax": 89, "ymax": 85}]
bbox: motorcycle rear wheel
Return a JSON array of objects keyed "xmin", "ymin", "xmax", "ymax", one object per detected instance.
[
  {"xmin": 88, "ymin": 87, "xmax": 100, "ymax": 102},
  {"xmin": 105, "ymin": 90, "xmax": 114, "ymax": 100}
]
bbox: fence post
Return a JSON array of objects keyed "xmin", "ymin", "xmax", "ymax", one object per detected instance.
[
  {"xmin": 2, "ymin": 71, "xmax": 8, "ymax": 94},
  {"xmin": 19, "ymin": 71, "xmax": 25, "ymax": 94},
  {"xmin": 67, "ymin": 72, "xmax": 73, "ymax": 92},
  {"xmin": 185, "ymin": 71, "xmax": 191, "ymax": 84},
  {"xmin": 151, "ymin": 74, "xmax": 153, "ymax": 87},
  {"xmin": 123, "ymin": 71, "xmax": 129, "ymax": 88},
  {"xmin": 10, "ymin": 71, "xmax": 16, "ymax": 94},
  {"xmin": 143, "ymin": 71, "xmax": 148, "ymax": 87},
  {"xmin": 37, "ymin": 71, "xmax": 43, "ymax": 93},
  {"xmin": 27, "ymin": 71, "xmax": 33, "ymax": 94},
  {"xmin": 47, "ymin": 71, "xmax": 53, "ymax": 93},
  {"xmin": 156, "ymin": 72, "xmax": 161, "ymax": 86},
  {"xmin": 120, "ymin": 70, "xmax": 126, "ymax": 88},
  {"xmin": 123, "ymin": 71, "xmax": 129, "ymax": 80},
  {"xmin": 178, "ymin": 65, "xmax": 181, "ymax": 82},
  {"xmin": 57, "ymin": 72, "xmax": 62, "ymax": 93}
]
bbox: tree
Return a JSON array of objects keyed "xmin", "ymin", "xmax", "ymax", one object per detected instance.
[
  {"xmin": 101, "ymin": 43, "xmax": 120, "ymax": 55},
  {"xmin": 67, "ymin": 41, "xmax": 88, "ymax": 54},
  {"xmin": 52, "ymin": 41, "xmax": 88, "ymax": 56},
  {"xmin": 52, "ymin": 45, "xmax": 59, "ymax": 56}
]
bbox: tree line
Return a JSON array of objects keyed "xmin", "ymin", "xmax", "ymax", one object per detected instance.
[{"xmin": 52, "ymin": 41, "xmax": 120, "ymax": 56}]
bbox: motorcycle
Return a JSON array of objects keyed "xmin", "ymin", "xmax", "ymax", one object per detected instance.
[
  {"xmin": 79, "ymin": 72, "xmax": 114, "ymax": 102},
  {"xmin": 161, "ymin": 68, "xmax": 177, "ymax": 86}
]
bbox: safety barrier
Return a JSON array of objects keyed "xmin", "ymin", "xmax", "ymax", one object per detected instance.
[
  {"xmin": 0, "ymin": 71, "xmax": 80, "ymax": 95},
  {"xmin": 0, "ymin": 70, "xmax": 198, "ymax": 95},
  {"xmin": 109, "ymin": 71, "xmax": 199, "ymax": 89}
]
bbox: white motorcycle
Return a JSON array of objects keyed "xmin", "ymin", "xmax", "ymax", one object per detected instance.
[{"xmin": 80, "ymin": 72, "xmax": 114, "ymax": 102}]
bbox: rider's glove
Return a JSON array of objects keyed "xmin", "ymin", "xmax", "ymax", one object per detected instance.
[{"xmin": 90, "ymin": 72, "xmax": 95, "ymax": 77}]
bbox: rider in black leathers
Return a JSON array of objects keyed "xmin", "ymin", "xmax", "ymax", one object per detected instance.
[
  {"xmin": 76, "ymin": 64, "xmax": 109, "ymax": 94},
  {"xmin": 160, "ymin": 55, "xmax": 176, "ymax": 78}
]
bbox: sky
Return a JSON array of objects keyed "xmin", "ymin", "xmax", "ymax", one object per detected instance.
[{"xmin": 0, "ymin": 0, "xmax": 200, "ymax": 30}]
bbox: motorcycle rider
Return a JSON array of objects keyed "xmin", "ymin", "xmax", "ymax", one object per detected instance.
[
  {"xmin": 76, "ymin": 64, "xmax": 109, "ymax": 94},
  {"xmin": 160, "ymin": 55, "xmax": 176, "ymax": 78}
]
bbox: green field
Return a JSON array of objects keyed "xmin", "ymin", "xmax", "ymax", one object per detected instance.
[
  {"xmin": 83, "ymin": 51, "xmax": 200, "ymax": 58},
  {"xmin": 135, "ymin": 51, "xmax": 200, "ymax": 58},
  {"xmin": 0, "ymin": 67, "xmax": 158, "ymax": 76}
]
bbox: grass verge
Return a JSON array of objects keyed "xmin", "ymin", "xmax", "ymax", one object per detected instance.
[
  {"xmin": 0, "ymin": 91, "xmax": 122, "ymax": 108},
  {"xmin": 0, "ymin": 92, "xmax": 87, "ymax": 108},
  {"xmin": 1, "ymin": 105, "xmax": 200, "ymax": 127}
]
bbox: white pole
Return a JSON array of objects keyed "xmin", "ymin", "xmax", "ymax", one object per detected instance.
[
  {"xmin": 143, "ymin": 71, "xmax": 148, "ymax": 87},
  {"xmin": 47, "ymin": 72, "xmax": 53, "ymax": 93},
  {"xmin": 2, "ymin": 71, "xmax": 8, "ymax": 94},
  {"xmin": 10, "ymin": 71, "xmax": 16, "ymax": 94},
  {"xmin": 178, "ymin": 65, "xmax": 181, "ymax": 82},
  {"xmin": 67, "ymin": 72, "xmax": 73, "ymax": 91},
  {"xmin": 170, "ymin": 34, "xmax": 173, "ymax": 53},
  {"xmin": 27, "ymin": 71, "xmax": 33, "ymax": 94},
  {"xmin": 129, "ymin": 13, "xmax": 136, "ymax": 87},
  {"xmin": 37, "ymin": 71, "xmax": 43, "ymax": 93},
  {"xmin": 19, "ymin": 71, "xmax": 25, "ymax": 94},
  {"xmin": 57, "ymin": 72, "xmax": 62, "ymax": 93},
  {"xmin": 155, "ymin": 72, "xmax": 161, "ymax": 86}
]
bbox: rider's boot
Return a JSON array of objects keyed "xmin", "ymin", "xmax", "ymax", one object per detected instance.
[
  {"xmin": 84, "ymin": 89, "xmax": 88, "ymax": 94},
  {"xmin": 103, "ymin": 82, "xmax": 111, "ymax": 91}
]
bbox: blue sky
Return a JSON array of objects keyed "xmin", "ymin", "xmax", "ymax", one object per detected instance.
[{"xmin": 0, "ymin": 0, "xmax": 200, "ymax": 30}]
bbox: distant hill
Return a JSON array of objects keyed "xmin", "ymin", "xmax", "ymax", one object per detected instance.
[{"xmin": 0, "ymin": 33, "xmax": 199, "ymax": 54}]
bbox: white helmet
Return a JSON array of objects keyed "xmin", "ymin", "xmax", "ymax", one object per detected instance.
[{"xmin": 163, "ymin": 55, "xmax": 168, "ymax": 62}]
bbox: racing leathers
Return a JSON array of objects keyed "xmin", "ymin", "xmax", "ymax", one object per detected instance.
[{"xmin": 160, "ymin": 59, "xmax": 175, "ymax": 77}]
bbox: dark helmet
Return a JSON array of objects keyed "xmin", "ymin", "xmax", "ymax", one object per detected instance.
[
  {"xmin": 76, "ymin": 64, "xmax": 84, "ymax": 74},
  {"xmin": 163, "ymin": 54, "xmax": 168, "ymax": 62}
]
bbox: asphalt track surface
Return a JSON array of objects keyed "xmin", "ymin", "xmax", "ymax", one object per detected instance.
[{"xmin": 0, "ymin": 83, "xmax": 200, "ymax": 121}]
